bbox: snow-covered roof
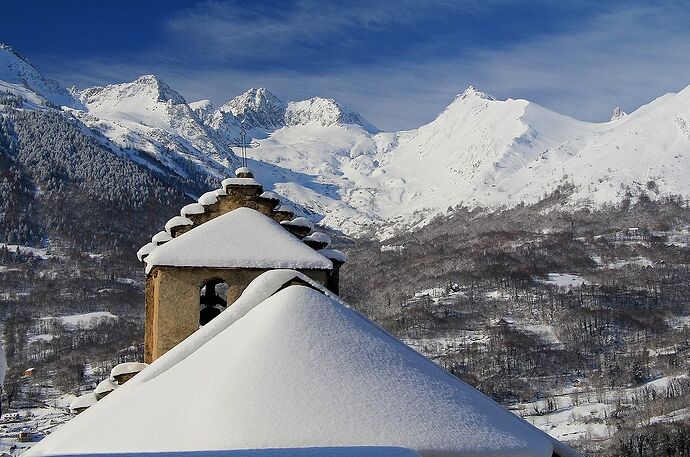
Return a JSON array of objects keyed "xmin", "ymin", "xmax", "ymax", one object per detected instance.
[
  {"xmin": 111, "ymin": 362, "xmax": 148, "ymax": 378},
  {"xmin": 144, "ymin": 208, "xmax": 332, "ymax": 273},
  {"xmin": 318, "ymin": 248, "xmax": 347, "ymax": 264},
  {"xmin": 180, "ymin": 203, "xmax": 205, "ymax": 217},
  {"xmin": 235, "ymin": 167, "xmax": 252, "ymax": 176},
  {"xmin": 165, "ymin": 216, "xmax": 193, "ymax": 234},
  {"xmin": 280, "ymin": 216, "xmax": 313, "ymax": 229},
  {"xmin": 94, "ymin": 378, "xmax": 118, "ymax": 396},
  {"xmin": 26, "ymin": 281, "xmax": 573, "ymax": 457},
  {"xmin": 69, "ymin": 393, "xmax": 97, "ymax": 412},
  {"xmin": 136, "ymin": 243, "xmax": 156, "ymax": 262}
]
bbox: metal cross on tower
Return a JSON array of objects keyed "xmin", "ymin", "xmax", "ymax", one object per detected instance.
[{"xmin": 229, "ymin": 127, "xmax": 259, "ymax": 167}]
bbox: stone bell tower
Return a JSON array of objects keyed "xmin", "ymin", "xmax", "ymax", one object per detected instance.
[{"xmin": 136, "ymin": 168, "xmax": 346, "ymax": 363}]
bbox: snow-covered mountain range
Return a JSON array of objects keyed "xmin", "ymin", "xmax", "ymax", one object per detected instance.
[{"xmin": 2, "ymin": 44, "xmax": 689, "ymax": 238}]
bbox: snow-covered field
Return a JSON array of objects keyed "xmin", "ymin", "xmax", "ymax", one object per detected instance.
[
  {"xmin": 39, "ymin": 312, "xmax": 118, "ymax": 331},
  {"xmin": 539, "ymin": 274, "xmax": 588, "ymax": 289},
  {"xmin": 0, "ymin": 244, "xmax": 50, "ymax": 259}
]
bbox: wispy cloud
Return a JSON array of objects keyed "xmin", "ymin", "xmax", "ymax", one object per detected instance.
[
  {"xmin": 162, "ymin": 0, "xmax": 482, "ymax": 65},
  {"xmin": 33, "ymin": 1, "xmax": 690, "ymax": 131}
]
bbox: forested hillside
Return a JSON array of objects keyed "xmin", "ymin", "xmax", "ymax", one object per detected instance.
[
  {"xmin": 341, "ymin": 196, "xmax": 690, "ymax": 455},
  {"xmin": 0, "ymin": 103, "xmax": 201, "ymax": 251}
]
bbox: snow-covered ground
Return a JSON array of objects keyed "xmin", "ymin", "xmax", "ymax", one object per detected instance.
[
  {"xmin": 0, "ymin": 244, "xmax": 50, "ymax": 259},
  {"xmin": 538, "ymin": 274, "xmax": 588, "ymax": 289},
  {"xmin": 0, "ymin": 394, "xmax": 72, "ymax": 455},
  {"xmin": 400, "ymin": 276, "xmax": 690, "ymax": 450},
  {"xmin": 515, "ymin": 374, "xmax": 690, "ymax": 443},
  {"xmin": 39, "ymin": 312, "xmax": 118, "ymax": 331}
]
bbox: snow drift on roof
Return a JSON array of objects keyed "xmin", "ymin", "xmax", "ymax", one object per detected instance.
[
  {"xmin": 280, "ymin": 217, "xmax": 313, "ymax": 230},
  {"xmin": 151, "ymin": 231, "xmax": 172, "ymax": 245},
  {"xmin": 198, "ymin": 191, "xmax": 220, "ymax": 206},
  {"xmin": 144, "ymin": 208, "xmax": 332, "ymax": 273},
  {"xmin": 318, "ymin": 248, "xmax": 347, "ymax": 263},
  {"xmin": 304, "ymin": 232, "xmax": 331, "ymax": 245},
  {"xmin": 26, "ymin": 285, "xmax": 559, "ymax": 457},
  {"xmin": 221, "ymin": 177, "xmax": 262, "ymax": 187},
  {"xmin": 259, "ymin": 191, "xmax": 280, "ymax": 200}
]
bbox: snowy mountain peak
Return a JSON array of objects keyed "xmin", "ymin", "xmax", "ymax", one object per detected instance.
[
  {"xmin": 285, "ymin": 97, "xmax": 378, "ymax": 132},
  {"xmin": 459, "ymin": 85, "xmax": 496, "ymax": 101},
  {"xmin": 610, "ymin": 106, "xmax": 627, "ymax": 121},
  {"xmin": 0, "ymin": 43, "xmax": 80, "ymax": 108},
  {"xmin": 0, "ymin": 43, "xmax": 23, "ymax": 60},
  {"xmin": 133, "ymin": 74, "xmax": 187, "ymax": 104},
  {"xmin": 221, "ymin": 87, "xmax": 287, "ymax": 131},
  {"xmin": 79, "ymin": 75, "xmax": 187, "ymax": 109}
]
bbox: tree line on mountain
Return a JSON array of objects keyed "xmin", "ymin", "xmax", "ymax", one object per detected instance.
[{"xmin": 0, "ymin": 107, "xmax": 192, "ymax": 251}]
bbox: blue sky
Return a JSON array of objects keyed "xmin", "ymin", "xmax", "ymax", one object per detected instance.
[{"xmin": 2, "ymin": 0, "xmax": 690, "ymax": 130}]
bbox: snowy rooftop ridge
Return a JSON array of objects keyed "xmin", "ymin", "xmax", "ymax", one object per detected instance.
[
  {"xmin": 24, "ymin": 277, "xmax": 577, "ymax": 457},
  {"xmin": 144, "ymin": 208, "xmax": 332, "ymax": 273}
]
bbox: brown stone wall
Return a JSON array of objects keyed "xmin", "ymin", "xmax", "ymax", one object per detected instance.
[{"xmin": 144, "ymin": 266, "xmax": 330, "ymax": 362}]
